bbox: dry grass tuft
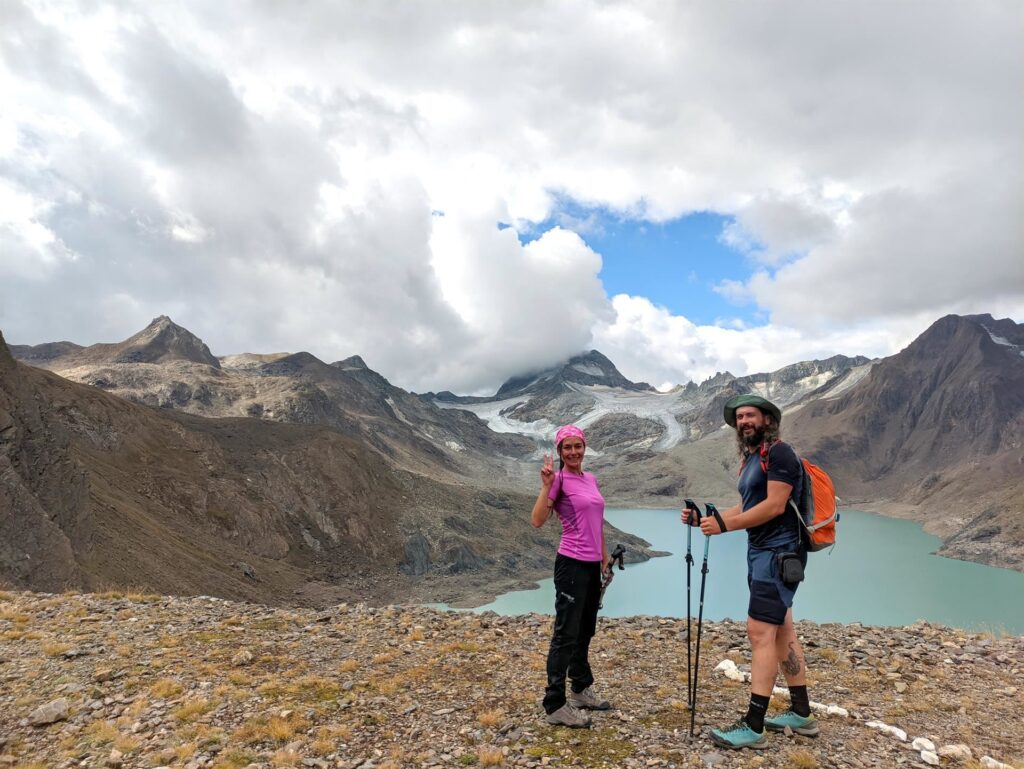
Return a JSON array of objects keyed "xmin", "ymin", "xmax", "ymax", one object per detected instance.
[
  {"xmin": 84, "ymin": 720, "xmax": 119, "ymax": 746},
  {"xmin": 310, "ymin": 728, "xmax": 334, "ymax": 756},
  {"xmin": 0, "ymin": 608, "xmax": 30, "ymax": 623},
  {"xmin": 149, "ymin": 678, "xmax": 184, "ymax": 699},
  {"xmin": 478, "ymin": 745, "xmax": 504, "ymax": 766},
  {"xmin": 816, "ymin": 648, "xmax": 839, "ymax": 663},
  {"xmin": 266, "ymin": 715, "xmax": 300, "ymax": 742},
  {"xmin": 156, "ymin": 632, "xmax": 183, "ymax": 648},
  {"xmin": 440, "ymin": 641, "xmax": 485, "ymax": 653},
  {"xmin": 295, "ymin": 675, "xmax": 341, "ymax": 701},
  {"xmin": 113, "ymin": 734, "xmax": 141, "ymax": 753},
  {"xmin": 174, "ymin": 742, "xmax": 198, "ymax": 761},
  {"xmin": 41, "ymin": 642, "xmax": 72, "ymax": 657},
  {"xmin": 270, "ymin": 746, "xmax": 301, "ymax": 767},
  {"xmin": 233, "ymin": 713, "xmax": 311, "ymax": 746},
  {"xmin": 123, "ymin": 697, "xmax": 149, "ymax": 718},
  {"xmin": 258, "ymin": 675, "xmax": 340, "ymax": 703},
  {"xmin": 783, "ymin": 748, "xmax": 817, "ymax": 769},
  {"xmin": 477, "ymin": 709, "xmax": 504, "ymax": 728},
  {"xmin": 338, "ymin": 658, "xmax": 359, "ymax": 673},
  {"xmin": 172, "ymin": 698, "xmax": 213, "ymax": 722},
  {"xmin": 210, "ymin": 750, "xmax": 258, "ymax": 769},
  {"xmin": 94, "ymin": 590, "xmax": 126, "ymax": 599},
  {"xmin": 124, "ymin": 591, "xmax": 162, "ymax": 602}
]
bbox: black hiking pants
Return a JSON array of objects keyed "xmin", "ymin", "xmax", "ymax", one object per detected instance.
[{"xmin": 543, "ymin": 553, "xmax": 602, "ymax": 713}]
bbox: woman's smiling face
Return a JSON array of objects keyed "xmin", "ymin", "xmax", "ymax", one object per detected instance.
[{"xmin": 558, "ymin": 436, "xmax": 585, "ymax": 472}]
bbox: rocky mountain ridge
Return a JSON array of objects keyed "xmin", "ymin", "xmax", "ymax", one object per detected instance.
[
  {"xmin": 13, "ymin": 316, "xmax": 535, "ymax": 483},
  {"xmin": 12, "ymin": 315, "xmax": 221, "ymax": 369},
  {"xmin": 7, "ymin": 312, "xmax": 1024, "ymax": 589},
  {"xmin": 433, "ymin": 351, "xmax": 873, "ymax": 453},
  {"xmin": 0, "ymin": 327, "xmax": 653, "ymax": 604},
  {"xmin": 787, "ymin": 313, "xmax": 1024, "ymax": 570}
]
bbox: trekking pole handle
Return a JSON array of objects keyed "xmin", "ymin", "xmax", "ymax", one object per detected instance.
[
  {"xmin": 609, "ymin": 543, "xmax": 626, "ymax": 570},
  {"xmin": 683, "ymin": 498, "xmax": 702, "ymax": 526},
  {"xmin": 704, "ymin": 502, "xmax": 727, "ymax": 533},
  {"xmin": 598, "ymin": 545, "xmax": 626, "ymax": 609}
]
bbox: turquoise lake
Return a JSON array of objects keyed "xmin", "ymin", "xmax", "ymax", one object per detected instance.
[{"xmin": 470, "ymin": 509, "xmax": 1024, "ymax": 635}]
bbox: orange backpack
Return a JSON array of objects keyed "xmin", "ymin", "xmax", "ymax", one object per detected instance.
[{"xmin": 759, "ymin": 443, "xmax": 838, "ymax": 552}]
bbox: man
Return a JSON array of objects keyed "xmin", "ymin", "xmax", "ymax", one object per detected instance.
[{"xmin": 683, "ymin": 394, "xmax": 819, "ymax": 749}]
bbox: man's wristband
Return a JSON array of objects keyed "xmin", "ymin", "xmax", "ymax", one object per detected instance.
[{"xmin": 712, "ymin": 510, "xmax": 728, "ymax": 532}]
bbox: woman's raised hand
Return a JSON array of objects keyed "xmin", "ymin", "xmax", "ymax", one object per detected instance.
[{"xmin": 540, "ymin": 453, "xmax": 555, "ymax": 487}]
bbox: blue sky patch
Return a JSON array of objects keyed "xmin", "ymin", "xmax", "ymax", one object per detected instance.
[{"xmin": 524, "ymin": 202, "xmax": 759, "ymax": 326}]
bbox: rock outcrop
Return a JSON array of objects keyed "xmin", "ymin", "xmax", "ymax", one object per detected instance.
[{"xmin": 787, "ymin": 314, "xmax": 1024, "ymax": 570}]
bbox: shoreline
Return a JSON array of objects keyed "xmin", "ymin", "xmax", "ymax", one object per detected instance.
[{"xmin": 435, "ymin": 507, "xmax": 1024, "ymax": 634}]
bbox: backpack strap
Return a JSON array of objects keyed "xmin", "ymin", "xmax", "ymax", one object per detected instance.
[
  {"xmin": 758, "ymin": 438, "xmax": 779, "ymax": 474},
  {"xmin": 761, "ymin": 440, "xmax": 808, "ymax": 547}
]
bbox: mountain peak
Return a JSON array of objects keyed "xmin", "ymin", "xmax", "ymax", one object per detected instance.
[
  {"xmin": 904, "ymin": 313, "xmax": 1024, "ymax": 363},
  {"xmin": 333, "ymin": 355, "xmax": 368, "ymax": 370},
  {"xmin": 495, "ymin": 349, "xmax": 652, "ymax": 398},
  {"xmin": 116, "ymin": 316, "xmax": 220, "ymax": 368}
]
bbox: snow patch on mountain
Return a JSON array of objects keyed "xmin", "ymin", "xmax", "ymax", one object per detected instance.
[
  {"xmin": 569, "ymin": 384, "xmax": 691, "ymax": 450},
  {"xmin": 385, "ymin": 396, "xmax": 414, "ymax": 427},
  {"xmin": 984, "ymin": 327, "xmax": 1024, "ymax": 357},
  {"xmin": 439, "ymin": 383, "xmax": 693, "ymax": 451},
  {"xmin": 436, "ymin": 397, "xmax": 558, "ymax": 442},
  {"xmin": 571, "ymin": 362, "xmax": 606, "ymax": 377}
]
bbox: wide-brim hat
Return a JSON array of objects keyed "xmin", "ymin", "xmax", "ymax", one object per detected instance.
[{"xmin": 723, "ymin": 394, "xmax": 782, "ymax": 427}]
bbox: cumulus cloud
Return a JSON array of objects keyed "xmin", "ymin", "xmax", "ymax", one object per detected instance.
[
  {"xmin": 593, "ymin": 295, "xmax": 940, "ymax": 390},
  {"xmin": 0, "ymin": 0, "xmax": 1020, "ymax": 393},
  {"xmin": 741, "ymin": 169, "xmax": 1024, "ymax": 329},
  {"xmin": 720, "ymin": 194, "xmax": 839, "ymax": 266}
]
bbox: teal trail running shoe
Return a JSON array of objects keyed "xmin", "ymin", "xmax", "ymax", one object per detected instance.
[
  {"xmin": 709, "ymin": 720, "xmax": 769, "ymax": 750},
  {"xmin": 764, "ymin": 710, "xmax": 820, "ymax": 737}
]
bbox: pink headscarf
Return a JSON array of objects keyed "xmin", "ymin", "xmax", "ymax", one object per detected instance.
[{"xmin": 554, "ymin": 424, "xmax": 586, "ymax": 449}]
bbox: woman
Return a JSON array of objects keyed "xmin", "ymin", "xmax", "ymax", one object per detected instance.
[{"xmin": 531, "ymin": 424, "xmax": 612, "ymax": 728}]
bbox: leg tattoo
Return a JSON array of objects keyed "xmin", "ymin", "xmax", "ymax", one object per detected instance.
[{"xmin": 781, "ymin": 642, "xmax": 802, "ymax": 677}]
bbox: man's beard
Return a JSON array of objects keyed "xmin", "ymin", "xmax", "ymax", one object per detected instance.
[{"xmin": 739, "ymin": 425, "xmax": 766, "ymax": 449}]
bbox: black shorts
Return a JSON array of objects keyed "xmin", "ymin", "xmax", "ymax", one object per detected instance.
[{"xmin": 747, "ymin": 546, "xmax": 805, "ymax": 625}]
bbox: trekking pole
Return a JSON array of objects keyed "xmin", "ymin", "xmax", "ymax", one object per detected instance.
[
  {"xmin": 682, "ymin": 499, "xmax": 702, "ymax": 711},
  {"xmin": 690, "ymin": 502, "xmax": 715, "ymax": 738},
  {"xmin": 598, "ymin": 544, "xmax": 626, "ymax": 610}
]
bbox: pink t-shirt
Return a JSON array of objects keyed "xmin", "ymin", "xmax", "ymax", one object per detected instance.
[{"xmin": 548, "ymin": 470, "xmax": 605, "ymax": 562}]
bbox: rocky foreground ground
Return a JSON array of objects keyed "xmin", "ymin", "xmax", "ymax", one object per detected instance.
[{"xmin": 0, "ymin": 590, "xmax": 1021, "ymax": 769}]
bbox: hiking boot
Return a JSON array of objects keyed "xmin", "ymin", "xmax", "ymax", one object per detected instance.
[
  {"xmin": 764, "ymin": 710, "xmax": 820, "ymax": 737},
  {"xmin": 569, "ymin": 685, "xmax": 611, "ymax": 710},
  {"xmin": 709, "ymin": 720, "xmax": 769, "ymax": 750},
  {"xmin": 545, "ymin": 703, "xmax": 592, "ymax": 728}
]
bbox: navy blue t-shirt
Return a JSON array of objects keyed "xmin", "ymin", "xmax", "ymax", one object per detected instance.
[{"xmin": 737, "ymin": 441, "xmax": 804, "ymax": 549}]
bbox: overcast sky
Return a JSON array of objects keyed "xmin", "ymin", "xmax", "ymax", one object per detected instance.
[{"xmin": 2, "ymin": 1, "xmax": 1021, "ymax": 393}]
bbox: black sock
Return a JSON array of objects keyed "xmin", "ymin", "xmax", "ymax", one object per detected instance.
[
  {"xmin": 789, "ymin": 685, "xmax": 810, "ymax": 717},
  {"xmin": 744, "ymin": 693, "xmax": 770, "ymax": 732}
]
